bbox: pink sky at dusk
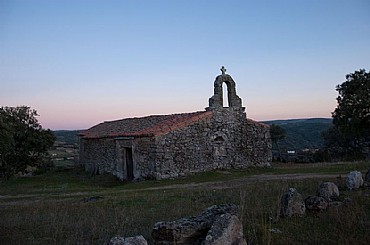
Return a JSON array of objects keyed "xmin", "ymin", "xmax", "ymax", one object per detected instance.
[{"xmin": 1, "ymin": 0, "xmax": 369, "ymax": 130}]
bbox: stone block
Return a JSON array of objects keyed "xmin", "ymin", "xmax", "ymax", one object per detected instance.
[{"xmin": 280, "ymin": 188, "xmax": 306, "ymax": 218}]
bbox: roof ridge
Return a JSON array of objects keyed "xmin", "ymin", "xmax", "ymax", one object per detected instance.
[{"xmin": 80, "ymin": 111, "xmax": 213, "ymax": 139}]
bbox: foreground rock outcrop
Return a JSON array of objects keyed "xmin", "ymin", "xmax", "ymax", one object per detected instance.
[
  {"xmin": 152, "ymin": 204, "xmax": 246, "ymax": 245},
  {"xmin": 203, "ymin": 213, "xmax": 247, "ymax": 245}
]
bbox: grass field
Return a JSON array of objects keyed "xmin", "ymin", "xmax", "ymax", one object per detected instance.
[{"xmin": 0, "ymin": 162, "xmax": 369, "ymax": 245}]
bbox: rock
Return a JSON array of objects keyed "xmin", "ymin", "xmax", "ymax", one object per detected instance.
[
  {"xmin": 346, "ymin": 171, "xmax": 364, "ymax": 190},
  {"xmin": 81, "ymin": 196, "xmax": 104, "ymax": 203},
  {"xmin": 317, "ymin": 182, "xmax": 339, "ymax": 201},
  {"xmin": 305, "ymin": 196, "xmax": 328, "ymax": 212},
  {"xmin": 270, "ymin": 228, "xmax": 282, "ymax": 234},
  {"xmin": 109, "ymin": 235, "xmax": 147, "ymax": 245},
  {"xmin": 152, "ymin": 204, "xmax": 240, "ymax": 245},
  {"xmin": 328, "ymin": 201, "xmax": 342, "ymax": 208},
  {"xmin": 280, "ymin": 188, "xmax": 306, "ymax": 218},
  {"xmin": 203, "ymin": 213, "xmax": 247, "ymax": 245},
  {"xmin": 365, "ymin": 169, "xmax": 370, "ymax": 182}
]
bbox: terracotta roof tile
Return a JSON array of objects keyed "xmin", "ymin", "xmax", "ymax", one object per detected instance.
[{"xmin": 80, "ymin": 111, "xmax": 213, "ymax": 139}]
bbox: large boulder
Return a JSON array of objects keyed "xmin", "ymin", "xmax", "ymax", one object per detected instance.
[
  {"xmin": 109, "ymin": 235, "xmax": 147, "ymax": 245},
  {"xmin": 346, "ymin": 171, "xmax": 364, "ymax": 190},
  {"xmin": 317, "ymin": 182, "xmax": 339, "ymax": 201},
  {"xmin": 152, "ymin": 204, "xmax": 240, "ymax": 245},
  {"xmin": 280, "ymin": 188, "xmax": 306, "ymax": 218},
  {"xmin": 203, "ymin": 213, "xmax": 247, "ymax": 245},
  {"xmin": 305, "ymin": 196, "xmax": 328, "ymax": 213}
]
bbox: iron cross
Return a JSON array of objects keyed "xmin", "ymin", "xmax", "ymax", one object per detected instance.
[{"xmin": 220, "ymin": 66, "xmax": 227, "ymax": 75}]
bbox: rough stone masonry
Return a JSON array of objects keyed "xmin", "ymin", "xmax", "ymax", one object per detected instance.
[{"xmin": 79, "ymin": 67, "xmax": 272, "ymax": 180}]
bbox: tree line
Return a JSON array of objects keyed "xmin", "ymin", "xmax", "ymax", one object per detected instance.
[{"xmin": 271, "ymin": 69, "xmax": 369, "ymax": 162}]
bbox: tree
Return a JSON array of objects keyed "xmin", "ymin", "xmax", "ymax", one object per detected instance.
[
  {"xmin": 270, "ymin": 124, "xmax": 286, "ymax": 160},
  {"xmin": 0, "ymin": 106, "xmax": 55, "ymax": 178},
  {"xmin": 329, "ymin": 69, "xmax": 370, "ymax": 159},
  {"xmin": 332, "ymin": 69, "xmax": 370, "ymax": 136}
]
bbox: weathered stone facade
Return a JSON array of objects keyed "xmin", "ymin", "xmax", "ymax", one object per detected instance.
[{"xmin": 79, "ymin": 70, "xmax": 272, "ymax": 180}]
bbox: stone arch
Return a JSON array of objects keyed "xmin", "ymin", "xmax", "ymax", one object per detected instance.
[
  {"xmin": 214, "ymin": 136, "xmax": 225, "ymax": 142},
  {"xmin": 211, "ymin": 132, "xmax": 228, "ymax": 142},
  {"xmin": 208, "ymin": 74, "xmax": 242, "ymax": 109}
]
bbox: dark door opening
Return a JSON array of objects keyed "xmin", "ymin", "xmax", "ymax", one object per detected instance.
[{"xmin": 125, "ymin": 147, "xmax": 134, "ymax": 180}]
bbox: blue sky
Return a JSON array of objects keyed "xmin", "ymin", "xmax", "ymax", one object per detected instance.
[{"xmin": 1, "ymin": 0, "xmax": 369, "ymax": 129}]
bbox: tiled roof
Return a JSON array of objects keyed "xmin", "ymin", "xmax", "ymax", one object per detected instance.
[
  {"xmin": 247, "ymin": 118, "xmax": 270, "ymax": 128},
  {"xmin": 80, "ymin": 111, "xmax": 213, "ymax": 139}
]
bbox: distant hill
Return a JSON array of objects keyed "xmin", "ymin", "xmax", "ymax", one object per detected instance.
[
  {"xmin": 53, "ymin": 130, "xmax": 81, "ymax": 145},
  {"xmin": 263, "ymin": 118, "xmax": 333, "ymax": 151},
  {"xmin": 52, "ymin": 118, "xmax": 333, "ymax": 152}
]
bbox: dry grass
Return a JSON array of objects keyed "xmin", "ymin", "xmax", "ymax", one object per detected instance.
[{"xmin": 0, "ymin": 162, "xmax": 369, "ymax": 244}]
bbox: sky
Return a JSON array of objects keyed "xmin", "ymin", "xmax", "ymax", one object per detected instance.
[{"xmin": 1, "ymin": 0, "xmax": 370, "ymax": 130}]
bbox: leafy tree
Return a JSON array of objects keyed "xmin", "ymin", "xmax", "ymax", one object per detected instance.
[
  {"xmin": 326, "ymin": 69, "xmax": 370, "ymax": 160},
  {"xmin": 270, "ymin": 124, "xmax": 286, "ymax": 160},
  {"xmin": 332, "ymin": 69, "xmax": 370, "ymax": 137},
  {"xmin": 0, "ymin": 106, "xmax": 55, "ymax": 178}
]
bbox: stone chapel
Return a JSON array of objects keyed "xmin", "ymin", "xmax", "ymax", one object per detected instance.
[{"xmin": 79, "ymin": 68, "xmax": 272, "ymax": 180}]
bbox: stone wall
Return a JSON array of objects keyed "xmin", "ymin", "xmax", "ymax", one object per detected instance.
[
  {"xmin": 115, "ymin": 137, "xmax": 157, "ymax": 180},
  {"xmin": 151, "ymin": 108, "xmax": 271, "ymax": 179},
  {"xmin": 79, "ymin": 138, "xmax": 117, "ymax": 174},
  {"xmin": 152, "ymin": 114, "xmax": 214, "ymax": 179},
  {"xmin": 80, "ymin": 108, "xmax": 271, "ymax": 180},
  {"xmin": 246, "ymin": 119, "xmax": 272, "ymax": 166}
]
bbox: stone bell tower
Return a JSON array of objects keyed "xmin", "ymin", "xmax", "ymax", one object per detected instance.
[{"xmin": 206, "ymin": 66, "xmax": 244, "ymax": 111}]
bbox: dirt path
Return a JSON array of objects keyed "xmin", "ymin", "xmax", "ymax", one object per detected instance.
[
  {"xmin": 0, "ymin": 172, "xmax": 340, "ymax": 206},
  {"xmin": 141, "ymin": 173, "xmax": 340, "ymax": 191}
]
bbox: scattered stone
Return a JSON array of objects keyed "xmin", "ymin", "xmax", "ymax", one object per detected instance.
[
  {"xmin": 305, "ymin": 196, "xmax": 328, "ymax": 212},
  {"xmin": 109, "ymin": 235, "xmax": 147, "ymax": 245},
  {"xmin": 328, "ymin": 201, "xmax": 342, "ymax": 208},
  {"xmin": 81, "ymin": 196, "xmax": 104, "ymax": 203},
  {"xmin": 203, "ymin": 213, "xmax": 247, "ymax": 245},
  {"xmin": 280, "ymin": 188, "xmax": 306, "ymax": 218},
  {"xmin": 346, "ymin": 171, "xmax": 364, "ymax": 190},
  {"xmin": 152, "ymin": 204, "xmax": 240, "ymax": 245},
  {"xmin": 270, "ymin": 228, "xmax": 282, "ymax": 234},
  {"xmin": 317, "ymin": 182, "xmax": 339, "ymax": 201}
]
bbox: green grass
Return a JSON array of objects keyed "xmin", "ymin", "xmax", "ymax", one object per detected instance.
[{"xmin": 0, "ymin": 162, "xmax": 369, "ymax": 244}]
